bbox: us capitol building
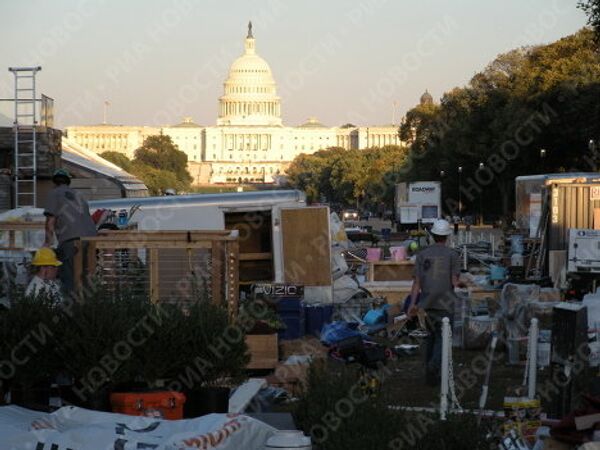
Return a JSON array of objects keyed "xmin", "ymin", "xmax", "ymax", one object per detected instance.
[{"xmin": 65, "ymin": 23, "xmax": 404, "ymax": 184}]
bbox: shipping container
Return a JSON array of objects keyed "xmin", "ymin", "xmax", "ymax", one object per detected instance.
[
  {"xmin": 515, "ymin": 173, "xmax": 599, "ymax": 237},
  {"xmin": 548, "ymin": 181, "xmax": 600, "ymax": 251}
]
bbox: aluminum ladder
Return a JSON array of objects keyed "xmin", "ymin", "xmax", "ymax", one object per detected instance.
[{"xmin": 9, "ymin": 66, "xmax": 42, "ymax": 208}]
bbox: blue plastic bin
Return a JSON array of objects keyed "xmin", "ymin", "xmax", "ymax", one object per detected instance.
[
  {"xmin": 304, "ymin": 304, "xmax": 335, "ymax": 336},
  {"xmin": 278, "ymin": 312, "xmax": 305, "ymax": 340}
]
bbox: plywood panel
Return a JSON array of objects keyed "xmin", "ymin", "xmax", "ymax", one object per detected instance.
[
  {"xmin": 245, "ymin": 334, "xmax": 278, "ymax": 369},
  {"xmin": 281, "ymin": 207, "xmax": 331, "ymax": 286},
  {"xmin": 594, "ymin": 208, "xmax": 600, "ymax": 230}
]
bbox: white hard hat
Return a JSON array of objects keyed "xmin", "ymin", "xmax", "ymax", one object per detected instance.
[{"xmin": 430, "ymin": 219, "xmax": 452, "ymax": 236}]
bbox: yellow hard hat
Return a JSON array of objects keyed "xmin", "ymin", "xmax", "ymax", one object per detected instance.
[{"xmin": 32, "ymin": 248, "xmax": 62, "ymax": 266}]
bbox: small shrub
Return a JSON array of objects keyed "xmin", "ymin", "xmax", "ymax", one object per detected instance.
[
  {"xmin": 294, "ymin": 360, "xmax": 494, "ymax": 450},
  {"xmin": 53, "ymin": 287, "xmax": 150, "ymax": 406},
  {"xmin": 0, "ymin": 292, "xmax": 61, "ymax": 389},
  {"xmin": 167, "ymin": 300, "xmax": 250, "ymax": 390}
]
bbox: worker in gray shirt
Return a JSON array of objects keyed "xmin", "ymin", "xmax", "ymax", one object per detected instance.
[
  {"xmin": 408, "ymin": 219, "xmax": 460, "ymax": 385},
  {"xmin": 43, "ymin": 169, "xmax": 97, "ymax": 293}
]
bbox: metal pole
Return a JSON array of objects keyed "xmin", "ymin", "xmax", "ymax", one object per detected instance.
[
  {"xmin": 478, "ymin": 333, "xmax": 498, "ymax": 424},
  {"xmin": 458, "ymin": 167, "xmax": 462, "ymax": 217},
  {"xmin": 491, "ymin": 234, "xmax": 495, "ymax": 258},
  {"xmin": 440, "ymin": 317, "xmax": 451, "ymax": 420},
  {"xmin": 528, "ymin": 318, "xmax": 539, "ymax": 399},
  {"xmin": 463, "ymin": 244, "xmax": 468, "ymax": 271}
]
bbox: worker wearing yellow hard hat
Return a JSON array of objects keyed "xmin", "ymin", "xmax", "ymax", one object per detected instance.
[
  {"xmin": 26, "ymin": 248, "xmax": 63, "ymax": 301},
  {"xmin": 31, "ymin": 247, "xmax": 63, "ymax": 267}
]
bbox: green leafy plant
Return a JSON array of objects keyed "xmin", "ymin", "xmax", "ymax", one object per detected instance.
[
  {"xmin": 175, "ymin": 300, "xmax": 250, "ymax": 388},
  {"xmin": 53, "ymin": 287, "xmax": 150, "ymax": 407},
  {"xmin": 0, "ymin": 292, "xmax": 62, "ymax": 389}
]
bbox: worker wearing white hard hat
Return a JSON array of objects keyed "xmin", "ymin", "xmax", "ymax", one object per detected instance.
[
  {"xmin": 429, "ymin": 219, "xmax": 453, "ymax": 236},
  {"xmin": 408, "ymin": 218, "xmax": 460, "ymax": 386}
]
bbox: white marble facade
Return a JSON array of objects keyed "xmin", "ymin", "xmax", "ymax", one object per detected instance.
[{"xmin": 65, "ymin": 24, "xmax": 403, "ymax": 184}]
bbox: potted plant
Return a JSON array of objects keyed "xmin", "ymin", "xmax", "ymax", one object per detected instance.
[
  {"xmin": 0, "ymin": 291, "xmax": 62, "ymax": 409},
  {"xmin": 176, "ymin": 299, "xmax": 249, "ymax": 417},
  {"xmin": 54, "ymin": 287, "xmax": 148, "ymax": 410}
]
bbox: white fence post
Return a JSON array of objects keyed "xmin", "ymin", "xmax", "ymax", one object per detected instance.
[
  {"xmin": 440, "ymin": 317, "xmax": 451, "ymax": 420},
  {"xmin": 528, "ymin": 318, "xmax": 539, "ymax": 399}
]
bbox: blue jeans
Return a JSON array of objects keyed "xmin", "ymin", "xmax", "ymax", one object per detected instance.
[
  {"xmin": 56, "ymin": 239, "xmax": 78, "ymax": 294},
  {"xmin": 425, "ymin": 310, "xmax": 453, "ymax": 373}
]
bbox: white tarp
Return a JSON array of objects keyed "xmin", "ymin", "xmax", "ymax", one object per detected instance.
[{"xmin": 0, "ymin": 405, "xmax": 276, "ymax": 449}]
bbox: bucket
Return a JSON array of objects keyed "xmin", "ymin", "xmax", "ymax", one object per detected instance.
[
  {"xmin": 511, "ymin": 254, "xmax": 524, "ymax": 267},
  {"xmin": 265, "ymin": 430, "xmax": 312, "ymax": 450},
  {"xmin": 510, "ymin": 235, "xmax": 524, "ymax": 255},
  {"xmin": 389, "ymin": 246, "xmax": 407, "ymax": 261},
  {"xmin": 366, "ymin": 248, "xmax": 382, "ymax": 261}
]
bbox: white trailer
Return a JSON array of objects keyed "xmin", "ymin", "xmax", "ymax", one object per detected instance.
[
  {"xmin": 89, "ymin": 190, "xmax": 333, "ymax": 302},
  {"xmin": 395, "ymin": 181, "xmax": 442, "ymax": 228},
  {"xmin": 568, "ymin": 229, "xmax": 600, "ymax": 274}
]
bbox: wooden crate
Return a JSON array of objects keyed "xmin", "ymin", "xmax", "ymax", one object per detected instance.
[
  {"xmin": 245, "ymin": 334, "xmax": 279, "ymax": 370},
  {"xmin": 362, "ymin": 281, "xmax": 412, "ymax": 305},
  {"xmin": 76, "ymin": 230, "xmax": 240, "ymax": 319},
  {"xmin": 367, "ymin": 260, "xmax": 415, "ymax": 282}
]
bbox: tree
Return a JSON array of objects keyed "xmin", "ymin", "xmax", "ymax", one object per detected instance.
[
  {"xmin": 101, "ymin": 144, "xmax": 193, "ymax": 196},
  {"xmin": 134, "ymin": 135, "xmax": 193, "ymax": 186},
  {"xmin": 399, "ymin": 28, "xmax": 600, "ymax": 219},
  {"xmin": 579, "ymin": 0, "xmax": 600, "ymax": 45},
  {"xmin": 286, "ymin": 145, "xmax": 408, "ymax": 208},
  {"xmin": 132, "ymin": 164, "xmax": 190, "ymax": 196},
  {"xmin": 99, "ymin": 151, "xmax": 132, "ymax": 171}
]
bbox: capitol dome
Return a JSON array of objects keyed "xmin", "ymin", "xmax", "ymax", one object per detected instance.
[
  {"xmin": 420, "ymin": 89, "xmax": 434, "ymax": 106},
  {"xmin": 218, "ymin": 22, "xmax": 282, "ymax": 126}
]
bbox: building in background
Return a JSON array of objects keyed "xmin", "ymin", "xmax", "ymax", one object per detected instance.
[{"xmin": 65, "ymin": 23, "xmax": 403, "ymax": 185}]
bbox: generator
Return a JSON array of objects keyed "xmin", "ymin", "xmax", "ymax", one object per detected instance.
[{"xmin": 568, "ymin": 229, "xmax": 600, "ymax": 273}]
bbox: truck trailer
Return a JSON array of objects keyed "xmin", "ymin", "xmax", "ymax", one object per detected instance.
[{"xmin": 394, "ymin": 181, "xmax": 442, "ymax": 230}]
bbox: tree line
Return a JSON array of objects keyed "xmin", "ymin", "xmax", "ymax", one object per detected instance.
[
  {"xmin": 286, "ymin": 26, "xmax": 600, "ymax": 219},
  {"xmin": 286, "ymin": 145, "xmax": 408, "ymax": 211}
]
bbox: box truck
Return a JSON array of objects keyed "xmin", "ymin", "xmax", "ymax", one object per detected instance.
[{"xmin": 394, "ymin": 181, "xmax": 441, "ymax": 229}]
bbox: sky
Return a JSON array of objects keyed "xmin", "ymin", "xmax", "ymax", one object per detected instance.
[{"xmin": 0, "ymin": 0, "xmax": 589, "ymax": 129}]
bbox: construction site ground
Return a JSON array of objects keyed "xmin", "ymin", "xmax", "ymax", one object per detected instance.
[{"xmin": 278, "ymin": 335, "xmax": 547, "ymax": 413}]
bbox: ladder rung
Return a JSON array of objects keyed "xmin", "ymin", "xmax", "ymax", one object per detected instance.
[
  {"xmin": 17, "ymin": 178, "xmax": 36, "ymax": 182},
  {"xmin": 16, "ymin": 88, "xmax": 34, "ymax": 91},
  {"xmin": 17, "ymin": 114, "xmax": 35, "ymax": 117},
  {"xmin": 16, "ymin": 140, "xmax": 35, "ymax": 144}
]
